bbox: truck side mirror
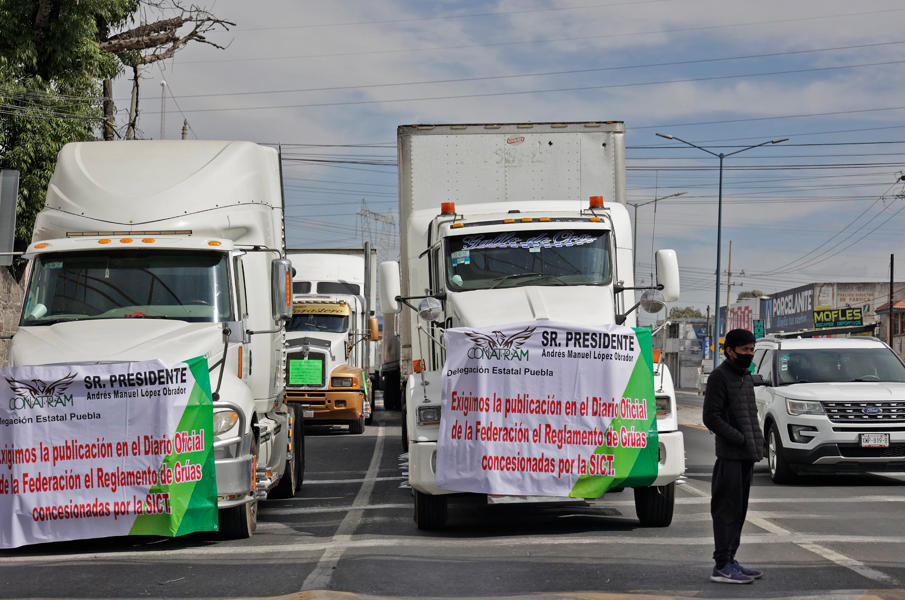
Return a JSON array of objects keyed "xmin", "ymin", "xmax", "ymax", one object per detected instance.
[
  {"xmin": 379, "ymin": 261, "xmax": 402, "ymax": 314},
  {"xmin": 272, "ymin": 258, "xmax": 293, "ymax": 321},
  {"xmin": 417, "ymin": 297, "xmax": 443, "ymax": 322},
  {"xmin": 368, "ymin": 317, "xmax": 379, "ymax": 342},
  {"xmin": 655, "ymin": 249, "xmax": 680, "ymax": 302}
]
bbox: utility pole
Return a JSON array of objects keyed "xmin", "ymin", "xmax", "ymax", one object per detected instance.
[
  {"xmin": 706, "ymin": 305, "xmax": 711, "ymax": 337},
  {"xmin": 181, "ymin": 119, "xmax": 188, "ymax": 140},
  {"xmin": 725, "ymin": 241, "xmax": 733, "ymax": 333},
  {"xmin": 159, "ymin": 80, "xmax": 166, "ymax": 140},
  {"xmin": 890, "ymin": 253, "xmax": 895, "ymax": 346}
]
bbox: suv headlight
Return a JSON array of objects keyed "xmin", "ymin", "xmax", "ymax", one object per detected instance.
[
  {"xmin": 213, "ymin": 410, "xmax": 238, "ymax": 435},
  {"xmin": 331, "ymin": 377, "xmax": 355, "ymax": 388},
  {"xmin": 418, "ymin": 405, "xmax": 441, "ymax": 425},
  {"xmin": 786, "ymin": 398, "xmax": 824, "ymax": 416},
  {"xmin": 655, "ymin": 395, "xmax": 672, "ymax": 417}
]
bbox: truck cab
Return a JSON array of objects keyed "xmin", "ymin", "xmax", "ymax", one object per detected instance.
[{"xmin": 285, "ymin": 249, "xmax": 378, "ymax": 434}]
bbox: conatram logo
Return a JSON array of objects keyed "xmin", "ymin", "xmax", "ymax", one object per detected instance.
[
  {"xmin": 464, "ymin": 327, "xmax": 535, "ymax": 361},
  {"xmin": 5, "ymin": 374, "xmax": 76, "ymax": 410}
]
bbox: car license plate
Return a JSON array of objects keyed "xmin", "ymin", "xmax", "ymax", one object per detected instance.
[
  {"xmin": 860, "ymin": 433, "xmax": 889, "ymax": 448},
  {"xmin": 302, "ymin": 410, "xmax": 314, "ymax": 418}
]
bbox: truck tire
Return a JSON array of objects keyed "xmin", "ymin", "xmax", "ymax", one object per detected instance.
[
  {"xmin": 383, "ymin": 372, "xmax": 401, "ymax": 411},
  {"xmin": 349, "ymin": 416, "xmax": 365, "ymax": 434},
  {"xmin": 768, "ymin": 424, "xmax": 798, "ymax": 484},
  {"xmin": 268, "ymin": 405, "xmax": 303, "ymax": 499},
  {"xmin": 220, "ymin": 436, "xmax": 258, "ymax": 539},
  {"xmin": 633, "ymin": 480, "xmax": 675, "ymax": 527},
  {"xmin": 414, "ymin": 489, "xmax": 448, "ymax": 530},
  {"xmin": 401, "ymin": 397, "xmax": 409, "ymax": 452}
]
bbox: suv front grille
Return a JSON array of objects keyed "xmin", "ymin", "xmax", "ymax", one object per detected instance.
[
  {"xmin": 821, "ymin": 401, "xmax": 905, "ymax": 423},
  {"xmin": 838, "ymin": 444, "xmax": 905, "ymax": 458}
]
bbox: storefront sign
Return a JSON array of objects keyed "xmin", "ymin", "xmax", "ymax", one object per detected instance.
[
  {"xmin": 814, "ymin": 308, "xmax": 863, "ymax": 328},
  {"xmin": 0, "ymin": 358, "xmax": 217, "ymax": 549},
  {"xmin": 753, "ymin": 319, "xmax": 765, "ymax": 339},
  {"xmin": 437, "ymin": 322, "xmax": 657, "ymax": 498}
]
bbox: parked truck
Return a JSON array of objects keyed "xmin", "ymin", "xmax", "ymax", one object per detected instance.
[
  {"xmin": 285, "ymin": 247, "xmax": 379, "ymax": 434},
  {"xmin": 10, "ymin": 140, "xmax": 302, "ymax": 538},
  {"xmin": 380, "ymin": 308, "xmax": 403, "ymax": 412},
  {"xmin": 380, "ymin": 122, "xmax": 684, "ymax": 529}
]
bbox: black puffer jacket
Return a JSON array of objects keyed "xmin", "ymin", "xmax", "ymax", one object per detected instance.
[{"xmin": 702, "ymin": 359, "xmax": 764, "ymax": 462}]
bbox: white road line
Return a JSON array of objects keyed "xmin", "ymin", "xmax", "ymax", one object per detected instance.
[
  {"xmin": 263, "ymin": 503, "xmax": 410, "ymax": 516},
  {"xmin": 675, "ymin": 478, "xmax": 899, "ymax": 584},
  {"xmin": 5, "ymin": 533, "xmax": 905, "ymax": 563},
  {"xmin": 300, "ymin": 424, "xmax": 386, "ymax": 592},
  {"xmin": 798, "ymin": 542, "xmax": 898, "ymax": 584},
  {"xmin": 303, "ymin": 477, "xmax": 400, "ymax": 485},
  {"xmin": 677, "ymin": 479, "xmax": 711, "ymax": 498}
]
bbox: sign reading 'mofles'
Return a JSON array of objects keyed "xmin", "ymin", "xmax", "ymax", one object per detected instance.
[
  {"xmin": 437, "ymin": 322, "xmax": 658, "ymax": 498},
  {"xmin": 814, "ymin": 308, "xmax": 863, "ymax": 329},
  {"xmin": 0, "ymin": 357, "xmax": 217, "ymax": 549}
]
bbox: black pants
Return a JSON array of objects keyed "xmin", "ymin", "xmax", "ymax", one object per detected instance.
[{"xmin": 711, "ymin": 458, "xmax": 754, "ymax": 567}]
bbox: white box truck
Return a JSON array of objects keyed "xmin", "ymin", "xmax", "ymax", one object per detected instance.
[
  {"xmin": 380, "ymin": 122, "xmax": 685, "ymax": 529},
  {"xmin": 10, "ymin": 140, "xmax": 302, "ymax": 538},
  {"xmin": 285, "ymin": 246, "xmax": 379, "ymax": 433}
]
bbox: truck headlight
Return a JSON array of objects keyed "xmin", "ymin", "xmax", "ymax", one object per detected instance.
[
  {"xmin": 655, "ymin": 395, "xmax": 672, "ymax": 417},
  {"xmin": 786, "ymin": 398, "xmax": 824, "ymax": 416},
  {"xmin": 213, "ymin": 410, "xmax": 239, "ymax": 435},
  {"xmin": 331, "ymin": 377, "xmax": 354, "ymax": 388},
  {"xmin": 418, "ymin": 406, "xmax": 441, "ymax": 425}
]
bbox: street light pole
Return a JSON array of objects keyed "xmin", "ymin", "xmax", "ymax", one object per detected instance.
[
  {"xmin": 655, "ymin": 133, "xmax": 788, "ymax": 367},
  {"xmin": 627, "ymin": 192, "xmax": 686, "ymax": 283}
]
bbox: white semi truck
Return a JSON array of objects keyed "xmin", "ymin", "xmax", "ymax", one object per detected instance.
[
  {"xmin": 380, "ymin": 122, "xmax": 685, "ymax": 529},
  {"xmin": 285, "ymin": 247, "xmax": 379, "ymax": 434},
  {"xmin": 10, "ymin": 140, "xmax": 302, "ymax": 538}
]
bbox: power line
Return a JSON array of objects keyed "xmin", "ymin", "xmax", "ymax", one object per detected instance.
[{"xmin": 140, "ymin": 59, "xmax": 905, "ymax": 115}]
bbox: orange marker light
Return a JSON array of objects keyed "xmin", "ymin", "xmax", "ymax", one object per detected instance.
[
  {"xmin": 98, "ymin": 239, "xmax": 111, "ymax": 244},
  {"xmin": 34, "ymin": 243, "xmax": 47, "ymax": 249},
  {"xmin": 120, "ymin": 238, "xmax": 133, "ymax": 243},
  {"xmin": 590, "ymin": 217, "xmax": 602, "ymax": 222},
  {"xmin": 589, "ymin": 196, "xmax": 604, "ymax": 208},
  {"xmin": 441, "ymin": 202, "xmax": 456, "ymax": 214},
  {"xmin": 208, "ymin": 241, "xmax": 222, "ymax": 246},
  {"xmin": 142, "ymin": 238, "xmax": 155, "ymax": 243},
  {"xmin": 452, "ymin": 223, "xmax": 464, "ymax": 228}
]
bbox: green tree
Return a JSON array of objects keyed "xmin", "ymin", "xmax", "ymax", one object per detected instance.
[
  {"xmin": 0, "ymin": 0, "xmax": 136, "ymax": 274},
  {"xmin": 737, "ymin": 289, "xmax": 766, "ymax": 301},
  {"xmin": 669, "ymin": 306, "xmax": 703, "ymax": 318}
]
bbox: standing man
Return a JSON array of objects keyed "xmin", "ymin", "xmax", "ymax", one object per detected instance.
[{"xmin": 702, "ymin": 328, "xmax": 764, "ymax": 584}]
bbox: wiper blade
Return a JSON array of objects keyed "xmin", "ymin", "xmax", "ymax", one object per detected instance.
[
  {"xmin": 777, "ymin": 380, "xmax": 810, "ymax": 386},
  {"xmin": 30, "ymin": 317, "xmax": 82, "ymax": 326},
  {"xmin": 491, "ymin": 273, "xmax": 544, "ymax": 289}
]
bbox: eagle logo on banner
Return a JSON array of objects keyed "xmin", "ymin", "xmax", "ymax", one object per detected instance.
[
  {"xmin": 5, "ymin": 372, "xmax": 77, "ymax": 401},
  {"xmin": 464, "ymin": 326, "xmax": 536, "ymax": 350}
]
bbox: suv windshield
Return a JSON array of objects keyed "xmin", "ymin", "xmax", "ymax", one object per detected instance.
[
  {"xmin": 21, "ymin": 250, "xmax": 232, "ymax": 325},
  {"xmin": 286, "ymin": 314, "xmax": 349, "ymax": 333},
  {"xmin": 776, "ymin": 347, "xmax": 905, "ymax": 384},
  {"xmin": 446, "ymin": 229, "xmax": 611, "ymax": 291}
]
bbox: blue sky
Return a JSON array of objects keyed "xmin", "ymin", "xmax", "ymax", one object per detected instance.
[{"xmin": 112, "ymin": 0, "xmax": 905, "ymax": 314}]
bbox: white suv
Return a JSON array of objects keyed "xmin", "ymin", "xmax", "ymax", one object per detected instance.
[{"xmin": 752, "ymin": 337, "xmax": 905, "ymax": 483}]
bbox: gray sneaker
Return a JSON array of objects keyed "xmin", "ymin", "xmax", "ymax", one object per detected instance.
[{"xmin": 710, "ymin": 564, "xmax": 754, "ymax": 584}]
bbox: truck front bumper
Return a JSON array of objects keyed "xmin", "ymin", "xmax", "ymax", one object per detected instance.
[
  {"xmin": 410, "ymin": 430, "xmax": 686, "ymax": 496},
  {"xmin": 215, "ymin": 453, "xmax": 255, "ymax": 508},
  {"xmin": 651, "ymin": 430, "xmax": 685, "ymax": 486},
  {"xmin": 287, "ymin": 390, "xmax": 368, "ymax": 421}
]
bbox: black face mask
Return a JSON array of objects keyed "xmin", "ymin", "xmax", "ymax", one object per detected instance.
[{"xmin": 732, "ymin": 352, "xmax": 754, "ymax": 370}]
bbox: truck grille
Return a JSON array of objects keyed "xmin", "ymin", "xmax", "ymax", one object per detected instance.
[
  {"xmin": 821, "ymin": 401, "xmax": 905, "ymax": 423},
  {"xmin": 838, "ymin": 444, "xmax": 905, "ymax": 459}
]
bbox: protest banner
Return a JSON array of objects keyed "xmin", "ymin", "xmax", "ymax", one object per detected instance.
[
  {"xmin": 0, "ymin": 357, "xmax": 217, "ymax": 548},
  {"xmin": 437, "ymin": 322, "xmax": 657, "ymax": 497}
]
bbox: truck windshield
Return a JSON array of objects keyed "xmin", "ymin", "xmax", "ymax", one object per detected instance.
[
  {"xmin": 21, "ymin": 250, "xmax": 232, "ymax": 325},
  {"xmin": 287, "ymin": 314, "xmax": 349, "ymax": 333},
  {"xmin": 776, "ymin": 348, "xmax": 905, "ymax": 385},
  {"xmin": 446, "ymin": 229, "xmax": 611, "ymax": 291}
]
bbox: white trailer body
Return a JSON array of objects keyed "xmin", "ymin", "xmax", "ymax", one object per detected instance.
[
  {"xmin": 11, "ymin": 140, "xmax": 301, "ymax": 538},
  {"xmin": 383, "ymin": 123, "xmax": 684, "ymax": 529},
  {"xmin": 284, "ymin": 247, "xmax": 378, "ymax": 432}
]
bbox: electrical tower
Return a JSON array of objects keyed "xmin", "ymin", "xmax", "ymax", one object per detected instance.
[{"xmin": 356, "ymin": 200, "xmax": 397, "ymax": 264}]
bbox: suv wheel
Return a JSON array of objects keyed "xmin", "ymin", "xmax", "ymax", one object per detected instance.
[{"xmin": 768, "ymin": 424, "xmax": 798, "ymax": 484}]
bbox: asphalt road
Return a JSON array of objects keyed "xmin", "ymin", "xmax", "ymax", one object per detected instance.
[{"xmin": 2, "ymin": 390, "xmax": 905, "ymax": 600}]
